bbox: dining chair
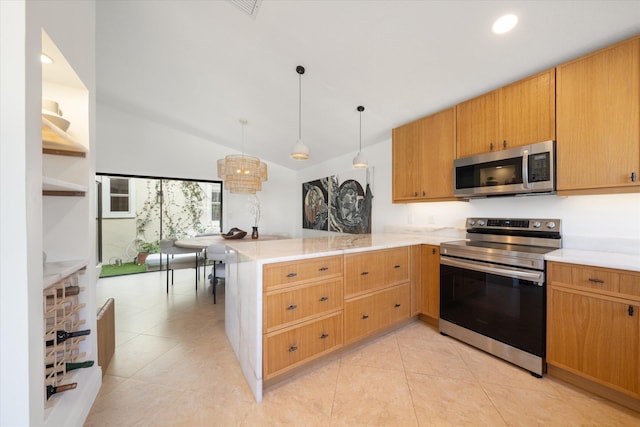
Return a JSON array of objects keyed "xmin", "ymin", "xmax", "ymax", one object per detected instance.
[
  {"xmin": 206, "ymin": 243, "xmax": 226, "ymax": 304},
  {"xmin": 159, "ymin": 238, "xmax": 203, "ymax": 293}
]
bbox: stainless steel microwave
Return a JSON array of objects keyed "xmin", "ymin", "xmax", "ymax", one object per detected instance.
[{"xmin": 454, "ymin": 140, "xmax": 555, "ymax": 198}]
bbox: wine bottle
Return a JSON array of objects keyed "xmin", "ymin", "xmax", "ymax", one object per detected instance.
[
  {"xmin": 46, "ymin": 360, "xmax": 94, "ymax": 374},
  {"xmin": 46, "ymin": 286, "xmax": 80, "ymax": 298},
  {"xmin": 45, "ymin": 329, "xmax": 91, "ymax": 346},
  {"xmin": 46, "ymin": 382, "xmax": 77, "ymax": 400}
]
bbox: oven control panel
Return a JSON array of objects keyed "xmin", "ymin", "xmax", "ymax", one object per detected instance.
[{"xmin": 466, "ymin": 218, "xmax": 561, "ymax": 233}]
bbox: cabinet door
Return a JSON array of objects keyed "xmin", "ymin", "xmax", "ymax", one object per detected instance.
[
  {"xmin": 392, "ymin": 119, "xmax": 424, "ymax": 201},
  {"xmin": 421, "ymin": 107, "xmax": 456, "ymax": 199},
  {"xmin": 420, "ymin": 245, "xmax": 440, "ymax": 318},
  {"xmin": 547, "ymin": 287, "xmax": 640, "ymax": 397},
  {"xmin": 382, "ymin": 247, "xmax": 409, "ymax": 287},
  {"xmin": 501, "ymin": 68, "xmax": 555, "ymax": 149},
  {"xmin": 557, "ymin": 37, "xmax": 640, "ymax": 192},
  {"xmin": 456, "ymin": 90, "xmax": 500, "ymax": 158},
  {"xmin": 410, "ymin": 245, "xmax": 422, "ymax": 316}
]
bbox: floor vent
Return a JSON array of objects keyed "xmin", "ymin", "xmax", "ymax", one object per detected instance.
[{"xmin": 230, "ymin": 0, "xmax": 262, "ymax": 18}]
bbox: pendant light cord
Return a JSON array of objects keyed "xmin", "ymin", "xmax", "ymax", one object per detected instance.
[
  {"xmin": 359, "ymin": 109, "xmax": 362, "ymax": 152},
  {"xmin": 298, "ymin": 73, "xmax": 302, "ymax": 140}
]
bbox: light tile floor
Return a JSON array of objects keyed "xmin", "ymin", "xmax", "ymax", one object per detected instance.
[{"xmin": 85, "ymin": 270, "xmax": 640, "ymax": 426}]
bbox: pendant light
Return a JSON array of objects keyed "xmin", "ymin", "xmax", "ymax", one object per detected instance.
[
  {"xmin": 290, "ymin": 65, "xmax": 310, "ymax": 160},
  {"xmin": 217, "ymin": 119, "xmax": 268, "ymax": 194},
  {"xmin": 352, "ymin": 105, "xmax": 368, "ymax": 169}
]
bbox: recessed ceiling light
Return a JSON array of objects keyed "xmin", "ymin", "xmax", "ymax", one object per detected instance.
[
  {"xmin": 492, "ymin": 14, "xmax": 518, "ymax": 34},
  {"xmin": 40, "ymin": 53, "xmax": 53, "ymax": 64}
]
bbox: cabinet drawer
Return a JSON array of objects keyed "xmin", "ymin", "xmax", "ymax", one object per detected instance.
[
  {"xmin": 345, "ymin": 247, "xmax": 409, "ymax": 297},
  {"xmin": 264, "ymin": 278, "xmax": 343, "ymax": 331},
  {"xmin": 263, "ymin": 255, "xmax": 343, "ymax": 290},
  {"xmin": 344, "ymin": 283, "xmax": 410, "ymax": 344},
  {"xmin": 549, "ymin": 262, "xmax": 640, "ymax": 300},
  {"xmin": 263, "ymin": 312, "xmax": 343, "ymax": 378}
]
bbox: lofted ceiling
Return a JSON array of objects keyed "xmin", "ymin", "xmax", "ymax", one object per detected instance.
[{"xmin": 96, "ymin": 0, "xmax": 640, "ymax": 171}]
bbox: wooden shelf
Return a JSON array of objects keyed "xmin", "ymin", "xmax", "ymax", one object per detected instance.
[
  {"xmin": 42, "ymin": 116, "xmax": 87, "ymax": 156},
  {"xmin": 43, "ymin": 176, "xmax": 87, "ymax": 197},
  {"xmin": 43, "ymin": 260, "xmax": 88, "ymax": 289}
]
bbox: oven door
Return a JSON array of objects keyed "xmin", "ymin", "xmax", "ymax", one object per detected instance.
[{"xmin": 440, "ymin": 256, "xmax": 545, "ymax": 357}]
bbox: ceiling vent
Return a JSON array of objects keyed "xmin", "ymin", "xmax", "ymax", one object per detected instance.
[{"xmin": 229, "ymin": 0, "xmax": 262, "ymax": 18}]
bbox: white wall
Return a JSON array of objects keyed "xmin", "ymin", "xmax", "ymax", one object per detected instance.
[
  {"xmin": 96, "ymin": 103, "xmax": 299, "ymax": 237},
  {"xmin": 0, "ymin": 1, "xmax": 97, "ymax": 425},
  {"xmin": 297, "ymin": 137, "xmax": 640, "ymax": 254}
]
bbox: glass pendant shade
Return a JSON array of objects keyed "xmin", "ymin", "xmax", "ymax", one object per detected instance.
[
  {"xmin": 290, "ymin": 139, "xmax": 310, "ymax": 160},
  {"xmin": 352, "ymin": 151, "xmax": 368, "ymax": 168},
  {"xmin": 217, "ymin": 120, "xmax": 268, "ymax": 194}
]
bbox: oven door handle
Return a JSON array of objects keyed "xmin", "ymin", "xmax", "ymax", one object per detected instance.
[{"xmin": 441, "ymin": 256, "xmax": 544, "ymax": 285}]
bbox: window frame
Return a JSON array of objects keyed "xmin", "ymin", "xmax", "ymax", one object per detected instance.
[{"xmin": 101, "ymin": 176, "xmax": 136, "ymax": 218}]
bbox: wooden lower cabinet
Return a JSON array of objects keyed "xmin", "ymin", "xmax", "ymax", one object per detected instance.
[
  {"xmin": 264, "ymin": 312, "xmax": 343, "ymax": 378},
  {"xmin": 547, "ymin": 262, "xmax": 640, "ymax": 399},
  {"xmin": 420, "ymin": 245, "xmax": 440, "ymax": 319},
  {"xmin": 344, "ymin": 283, "xmax": 410, "ymax": 344}
]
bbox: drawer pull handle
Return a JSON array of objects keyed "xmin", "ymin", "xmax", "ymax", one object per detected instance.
[
  {"xmin": 287, "ymin": 305, "xmax": 297, "ymax": 311},
  {"xmin": 630, "ymin": 306, "xmax": 635, "ymax": 317},
  {"xmin": 361, "ymin": 271, "xmax": 369, "ymax": 276},
  {"xmin": 320, "ymin": 333, "xmax": 329, "ymax": 339},
  {"xmin": 394, "ymin": 265, "xmax": 401, "ymax": 269},
  {"xmin": 319, "ymin": 296, "xmax": 329, "ymax": 302},
  {"xmin": 288, "ymin": 346, "xmax": 298, "ymax": 352},
  {"xmin": 319, "ymin": 267, "xmax": 329, "ymax": 271},
  {"xmin": 362, "ymin": 314, "xmax": 369, "ymax": 319},
  {"xmin": 588, "ymin": 278, "xmax": 605, "ymax": 284},
  {"xmin": 286, "ymin": 273, "xmax": 297, "ymax": 278},
  {"xmin": 394, "ymin": 303, "xmax": 401, "ymax": 308}
]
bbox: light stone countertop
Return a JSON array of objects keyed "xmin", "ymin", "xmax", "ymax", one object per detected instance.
[
  {"xmin": 545, "ymin": 248, "xmax": 640, "ymax": 273},
  {"xmin": 224, "ymin": 232, "xmax": 461, "ymax": 264},
  {"xmin": 224, "ymin": 230, "xmax": 640, "ymax": 272}
]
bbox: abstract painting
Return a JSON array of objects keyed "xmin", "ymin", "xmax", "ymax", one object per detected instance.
[{"xmin": 302, "ymin": 178, "xmax": 329, "ymax": 230}]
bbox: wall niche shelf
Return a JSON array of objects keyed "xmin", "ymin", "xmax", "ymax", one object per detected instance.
[
  {"xmin": 42, "ymin": 116, "xmax": 87, "ymax": 156},
  {"xmin": 42, "ymin": 176, "xmax": 87, "ymax": 197}
]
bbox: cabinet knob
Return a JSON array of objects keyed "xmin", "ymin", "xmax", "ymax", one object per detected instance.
[
  {"xmin": 422, "ymin": 191, "xmax": 426, "ymax": 196},
  {"xmin": 393, "ymin": 265, "xmax": 401, "ymax": 269},
  {"xmin": 287, "ymin": 304, "xmax": 298, "ymax": 310},
  {"xmin": 319, "ymin": 296, "xmax": 328, "ymax": 302},
  {"xmin": 414, "ymin": 192, "xmax": 418, "ymax": 197},
  {"xmin": 490, "ymin": 142, "xmax": 494, "ymax": 151},
  {"xmin": 588, "ymin": 278, "xmax": 604, "ymax": 284},
  {"xmin": 395, "ymin": 303, "xmax": 401, "ymax": 308},
  {"xmin": 632, "ymin": 172, "xmax": 637, "ymax": 182},
  {"xmin": 629, "ymin": 305, "xmax": 635, "ymax": 317},
  {"xmin": 320, "ymin": 333, "xmax": 329, "ymax": 339},
  {"xmin": 288, "ymin": 345, "xmax": 298, "ymax": 352},
  {"xmin": 319, "ymin": 266, "xmax": 329, "ymax": 271},
  {"xmin": 503, "ymin": 140, "xmax": 507, "ymax": 149},
  {"xmin": 361, "ymin": 271, "xmax": 369, "ymax": 276},
  {"xmin": 362, "ymin": 314, "xmax": 369, "ymax": 319},
  {"xmin": 286, "ymin": 272, "xmax": 297, "ymax": 278},
  {"xmin": 432, "ymin": 248, "xmax": 436, "ymax": 255}
]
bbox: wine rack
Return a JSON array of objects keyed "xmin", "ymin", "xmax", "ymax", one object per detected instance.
[{"xmin": 43, "ymin": 268, "xmax": 86, "ymax": 407}]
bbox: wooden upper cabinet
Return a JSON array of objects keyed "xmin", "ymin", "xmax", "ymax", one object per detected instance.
[
  {"xmin": 456, "ymin": 90, "xmax": 500, "ymax": 158},
  {"xmin": 392, "ymin": 118, "xmax": 423, "ymax": 201},
  {"xmin": 456, "ymin": 68, "xmax": 556, "ymax": 158},
  {"xmin": 556, "ymin": 36, "xmax": 640, "ymax": 194},
  {"xmin": 392, "ymin": 107, "xmax": 456, "ymax": 202},
  {"xmin": 501, "ymin": 69, "xmax": 555, "ymax": 148}
]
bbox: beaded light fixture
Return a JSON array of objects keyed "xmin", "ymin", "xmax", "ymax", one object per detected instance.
[{"xmin": 217, "ymin": 119, "xmax": 268, "ymax": 194}]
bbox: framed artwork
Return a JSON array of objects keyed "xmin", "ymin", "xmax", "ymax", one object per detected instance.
[{"xmin": 302, "ymin": 169, "xmax": 373, "ymax": 234}]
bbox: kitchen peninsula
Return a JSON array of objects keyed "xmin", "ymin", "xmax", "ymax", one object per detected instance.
[{"xmin": 222, "ymin": 233, "xmax": 459, "ymax": 401}]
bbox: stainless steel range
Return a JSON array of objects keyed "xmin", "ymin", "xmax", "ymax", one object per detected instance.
[{"xmin": 439, "ymin": 217, "xmax": 562, "ymax": 377}]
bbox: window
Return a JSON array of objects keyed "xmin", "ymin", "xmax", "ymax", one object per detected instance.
[{"xmin": 101, "ymin": 176, "xmax": 136, "ymax": 218}]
